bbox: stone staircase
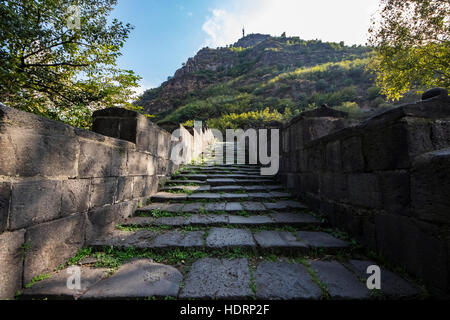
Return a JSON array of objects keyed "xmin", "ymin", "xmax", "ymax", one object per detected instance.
[{"xmin": 19, "ymin": 144, "xmax": 423, "ymax": 300}]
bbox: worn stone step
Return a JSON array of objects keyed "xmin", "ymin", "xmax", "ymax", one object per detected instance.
[
  {"xmin": 137, "ymin": 200, "xmax": 308, "ymax": 215},
  {"xmin": 211, "ymin": 185, "xmax": 285, "ymax": 192},
  {"xmin": 81, "ymin": 260, "xmax": 182, "ymax": 299},
  {"xmin": 181, "ymin": 166, "xmax": 261, "ymax": 173},
  {"xmin": 181, "ymin": 170, "xmax": 262, "ymax": 176},
  {"xmin": 88, "ymin": 228, "xmax": 350, "ymax": 254},
  {"xmin": 213, "ymin": 164, "xmax": 262, "ymax": 168},
  {"xmin": 160, "ymin": 184, "xmax": 285, "ymax": 193},
  {"xmin": 165, "ymin": 178, "xmax": 277, "ymax": 186},
  {"xmin": 180, "ymin": 258, "xmax": 252, "ymax": 299},
  {"xmin": 206, "ymin": 178, "xmax": 278, "ymax": 186},
  {"xmin": 20, "ymin": 257, "xmax": 420, "ymax": 300},
  {"xmin": 254, "ymin": 261, "xmax": 322, "ymax": 299},
  {"xmin": 176, "ymin": 174, "xmax": 275, "ymax": 180},
  {"xmin": 20, "ymin": 260, "xmax": 182, "ymax": 300},
  {"xmin": 185, "ymin": 166, "xmax": 262, "ymax": 171},
  {"xmin": 344, "ymin": 259, "xmax": 420, "ymax": 298},
  {"xmin": 122, "ymin": 212, "xmax": 322, "ymax": 228},
  {"xmin": 309, "ymin": 260, "xmax": 370, "ymax": 299},
  {"xmin": 150, "ymin": 191, "xmax": 293, "ymax": 202},
  {"xmin": 20, "ymin": 267, "xmax": 110, "ymax": 300},
  {"xmin": 160, "ymin": 185, "xmax": 212, "ymax": 192},
  {"xmin": 165, "ymin": 179, "xmax": 207, "ymax": 185},
  {"xmin": 187, "ymin": 163, "xmax": 261, "ymax": 168}
]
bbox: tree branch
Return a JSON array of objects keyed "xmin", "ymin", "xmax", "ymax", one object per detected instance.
[{"xmin": 25, "ymin": 62, "xmax": 89, "ymax": 68}]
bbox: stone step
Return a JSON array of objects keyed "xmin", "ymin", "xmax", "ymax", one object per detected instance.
[
  {"xmin": 136, "ymin": 200, "xmax": 308, "ymax": 215},
  {"xmin": 160, "ymin": 184, "xmax": 285, "ymax": 192},
  {"xmin": 165, "ymin": 179, "xmax": 207, "ymax": 185},
  {"xmin": 211, "ymin": 185, "xmax": 285, "ymax": 192},
  {"xmin": 194, "ymin": 164, "xmax": 262, "ymax": 169},
  {"xmin": 175, "ymin": 174, "xmax": 275, "ymax": 180},
  {"xmin": 160, "ymin": 185, "xmax": 212, "ymax": 192},
  {"xmin": 181, "ymin": 170, "xmax": 262, "ymax": 175},
  {"xmin": 20, "ymin": 258, "xmax": 420, "ymax": 300},
  {"xmin": 149, "ymin": 191, "xmax": 293, "ymax": 202},
  {"xmin": 122, "ymin": 212, "xmax": 322, "ymax": 228},
  {"xmin": 87, "ymin": 228, "xmax": 351, "ymax": 254},
  {"xmin": 166, "ymin": 179, "xmax": 279, "ymax": 186},
  {"xmin": 206, "ymin": 178, "xmax": 277, "ymax": 186},
  {"xmin": 181, "ymin": 166, "xmax": 262, "ymax": 172}
]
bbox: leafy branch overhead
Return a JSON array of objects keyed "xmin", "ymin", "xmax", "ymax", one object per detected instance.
[
  {"xmin": 368, "ymin": 0, "xmax": 450, "ymax": 100},
  {"xmin": 0, "ymin": 0, "xmax": 142, "ymax": 128}
]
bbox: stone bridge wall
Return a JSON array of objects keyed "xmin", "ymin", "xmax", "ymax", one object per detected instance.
[
  {"xmin": 279, "ymin": 92, "xmax": 450, "ymax": 295},
  {"xmin": 0, "ymin": 105, "xmax": 213, "ymax": 299}
]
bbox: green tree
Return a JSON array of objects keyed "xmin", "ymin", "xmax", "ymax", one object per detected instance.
[
  {"xmin": 367, "ymin": 86, "xmax": 381, "ymax": 100},
  {"xmin": 368, "ymin": 0, "xmax": 450, "ymax": 100},
  {"xmin": 0, "ymin": 0, "xmax": 141, "ymax": 128}
]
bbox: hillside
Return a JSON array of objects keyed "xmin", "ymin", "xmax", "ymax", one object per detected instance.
[{"xmin": 135, "ymin": 34, "xmax": 400, "ymax": 128}]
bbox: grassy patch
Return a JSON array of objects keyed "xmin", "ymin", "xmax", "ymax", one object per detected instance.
[
  {"xmin": 116, "ymin": 224, "xmax": 172, "ymax": 232},
  {"xmin": 167, "ymin": 182, "xmax": 201, "ymax": 187},
  {"xmin": 136, "ymin": 209, "xmax": 190, "ymax": 218},
  {"xmin": 80, "ymin": 246, "xmax": 281, "ymax": 268},
  {"xmin": 165, "ymin": 188, "xmax": 194, "ymax": 196},
  {"xmin": 90, "ymin": 247, "xmax": 210, "ymax": 266},
  {"xmin": 25, "ymin": 273, "xmax": 52, "ymax": 289},
  {"xmin": 237, "ymin": 210, "xmax": 250, "ymax": 217},
  {"xmin": 65, "ymin": 247, "xmax": 93, "ymax": 266}
]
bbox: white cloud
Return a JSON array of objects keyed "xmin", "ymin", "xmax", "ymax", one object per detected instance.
[
  {"xmin": 202, "ymin": 0, "xmax": 380, "ymax": 48},
  {"xmin": 133, "ymin": 79, "xmax": 157, "ymax": 98}
]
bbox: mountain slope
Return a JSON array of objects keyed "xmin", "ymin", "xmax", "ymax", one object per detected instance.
[{"xmin": 135, "ymin": 34, "xmax": 391, "ymax": 127}]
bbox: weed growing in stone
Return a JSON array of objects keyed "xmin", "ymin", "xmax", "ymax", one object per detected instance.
[{"xmin": 25, "ymin": 273, "xmax": 51, "ymax": 288}]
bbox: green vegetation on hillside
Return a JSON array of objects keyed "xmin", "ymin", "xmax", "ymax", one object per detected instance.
[
  {"xmin": 136, "ymin": 35, "xmax": 397, "ymax": 130},
  {"xmin": 202, "ymin": 107, "xmax": 285, "ymax": 132}
]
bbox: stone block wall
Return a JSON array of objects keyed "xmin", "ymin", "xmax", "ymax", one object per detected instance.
[
  {"xmin": 0, "ymin": 104, "xmax": 212, "ymax": 299},
  {"xmin": 278, "ymin": 93, "xmax": 450, "ymax": 295}
]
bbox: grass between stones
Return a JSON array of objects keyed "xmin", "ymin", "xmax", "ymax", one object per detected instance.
[
  {"xmin": 24, "ymin": 273, "xmax": 52, "ymax": 289},
  {"xmin": 52, "ymin": 245, "xmax": 381, "ymax": 300},
  {"xmin": 116, "ymin": 224, "xmax": 173, "ymax": 232},
  {"xmin": 167, "ymin": 182, "xmax": 201, "ymax": 187},
  {"xmin": 115, "ymin": 223, "xmax": 308, "ymax": 235},
  {"xmin": 296, "ymin": 257, "xmax": 331, "ymax": 299},
  {"xmin": 248, "ymin": 265, "xmax": 257, "ymax": 299},
  {"xmin": 135, "ymin": 207, "xmax": 272, "ymax": 218},
  {"xmin": 23, "ymin": 159, "xmax": 426, "ymax": 300},
  {"xmin": 25, "ymin": 245, "xmax": 415, "ymax": 300},
  {"xmin": 136, "ymin": 209, "xmax": 192, "ymax": 218},
  {"xmin": 65, "ymin": 246, "xmax": 357, "ymax": 273},
  {"xmin": 165, "ymin": 188, "xmax": 195, "ymax": 195},
  {"xmin": 136, "ymin": 205, "xmax": 311, "ymax": 218}
]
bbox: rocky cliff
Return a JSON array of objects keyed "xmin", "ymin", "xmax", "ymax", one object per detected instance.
[{"xmin": 135, "ymin": 34, "xmax": 397, "ymax": 125}]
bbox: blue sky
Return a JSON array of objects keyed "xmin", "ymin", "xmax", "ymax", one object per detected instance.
[{"xmin": 111, "ymin": 0, "xmax": 380, "ymax": 94}]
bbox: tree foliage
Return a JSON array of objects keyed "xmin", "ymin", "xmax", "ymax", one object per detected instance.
[
  {"xmin": 205, "ymin": 107, "xmax": 284, "ymax": 133},
  {"xmin": 0, "ymin": 0, "xmax": 141, "ymax": 128},
  {"xmin": 368, "ymin": 0, "xmax": 450, "ymax": 100}
]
